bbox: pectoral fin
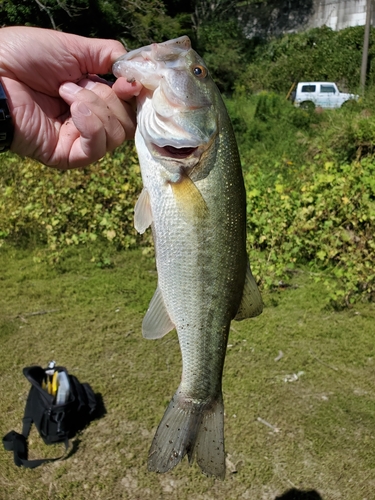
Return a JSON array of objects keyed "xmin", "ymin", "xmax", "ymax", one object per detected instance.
[
  {"xmin": 169, "ymin": 172, "xmax": 208, "ymax": 220},
  {"xmin": 235, "ymin": 263, "xmax": 263, "ymax": 320},
  {"xmin": 142, "ymin": 286, "xmax": 175, "ymax": 339},
  {"xmin": 134, "ymin": 187, "xmax": 153, "ymax": 234}
]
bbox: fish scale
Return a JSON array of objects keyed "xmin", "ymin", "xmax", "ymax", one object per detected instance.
[{"xmin": 113, "ymin": 36, "xmax": 263, "ymax": 478}]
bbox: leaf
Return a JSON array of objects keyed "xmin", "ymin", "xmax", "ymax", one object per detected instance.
[{"xmin": 105, "ymin": 230, "xmax": 116, "ymax": 241}]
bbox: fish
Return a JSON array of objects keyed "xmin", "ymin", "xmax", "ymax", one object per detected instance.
[{"xmin": 113, "ymin": 36, "xmax": 263, "ymax": 479}]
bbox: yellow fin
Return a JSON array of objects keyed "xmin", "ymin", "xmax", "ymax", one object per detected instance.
[{"xmin": 169, "ymin": 173, "xmax": 208, "ymax": 220}]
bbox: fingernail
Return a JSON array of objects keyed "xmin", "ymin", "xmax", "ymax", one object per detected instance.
[
  {"xmin": 60, "ymin": 82, "xmax": 82, "ymax": 95},
  {"xmin": 76, "ymin": 102, "xmax": 91, "ymax": 116},
  {"xmin": 80, "ymin": 80, "xmax": 97, "ymax": 90}
]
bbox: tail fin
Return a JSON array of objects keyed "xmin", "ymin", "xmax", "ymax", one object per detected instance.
[{"xmin": 148, "ymin": 389, "xmax": 225, "ymax": 478}]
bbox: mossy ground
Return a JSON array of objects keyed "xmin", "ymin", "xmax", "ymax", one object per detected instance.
[{"xmin": 0, "ymin": 244, "xmax": 374, "ymax": 500}]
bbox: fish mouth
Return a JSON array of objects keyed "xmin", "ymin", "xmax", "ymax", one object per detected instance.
[{"xmin": 153, "ymin": 144, "xmax": 198, "ymax": 159}]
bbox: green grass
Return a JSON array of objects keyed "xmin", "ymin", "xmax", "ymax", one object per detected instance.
[{"xmin": 0, "ymin": 244, "xmax": 375, "ymax": 500}]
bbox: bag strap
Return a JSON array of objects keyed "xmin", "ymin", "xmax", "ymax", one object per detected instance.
[
  {"xmin": 2, "ymin": 421, "xmax": 69, "ymax": 469},
  {"xmin": 2, "ymin": 431, "xmax": 62, "ymax": 469}
]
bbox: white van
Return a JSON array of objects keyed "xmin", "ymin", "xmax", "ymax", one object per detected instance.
[{"xmin": 292, "ymin": 82, "xmax": 358, "ymax": 109}]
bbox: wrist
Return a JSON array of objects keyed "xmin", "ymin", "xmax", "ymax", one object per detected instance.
[{"xmin": 0, "ymin": 79, "xmax": 14, "ymax": 152}]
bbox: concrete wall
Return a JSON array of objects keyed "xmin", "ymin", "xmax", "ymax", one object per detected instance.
[
  {"xmin": 308, "ymin": 0, "xmax": 375, "ymax": 31},
  {"xmin": 243, "ymin": 0, "xmax": 375, "ymax": 38}
]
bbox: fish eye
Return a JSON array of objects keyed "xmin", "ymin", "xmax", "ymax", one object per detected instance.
[{"xmin": 193, "ymin": 65, "xmax": 207, "ymax": 78}]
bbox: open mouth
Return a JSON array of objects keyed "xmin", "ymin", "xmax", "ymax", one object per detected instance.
[{"xmin": 154, "ymin": 144, "xmax": 198, "ymax": 159}]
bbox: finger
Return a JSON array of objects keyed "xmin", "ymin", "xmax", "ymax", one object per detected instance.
[
  {"xmin": 112, "ymin": 77, "xmax": 143, "ymax": 101},
  {"xmin": 69, "ymin": 101, "xmax": 107, "ymax": 167},
  {"xmin": 78, "ymin": 79, "xmax": 137, "ymax": 142},
  {"xmin": 0, "ymin": 28, "xmax": 128, "ymax": 94},
  {"xmin": 53, "ymin": 101, "xmax": 107, "ymax": 169},
  {"xmin": 66, "ymin": 35, "xmax": 127, "ymax": 75},
  {"xmin": 59, "ymin": 81, "xmax": 136, "ymax": 147}
]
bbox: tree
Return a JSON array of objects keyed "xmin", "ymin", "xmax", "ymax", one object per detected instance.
[
  {"xmin": 0, "ymin": 0, "xmax": 182, "ymax": 45},
  {"xmin": 360, "ymin": 0, "xmax": 372, "ymax": 92}
]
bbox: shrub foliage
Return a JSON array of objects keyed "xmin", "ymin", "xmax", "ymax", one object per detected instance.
[
  {"xmin": 246, "ymin": 158, "xmax": 375, "ymax": 307},
  {"xmin": 0, "ymin": 143, "xmax": 147, "ymax": 260},
  {"xmin": 241, "ymin": 25, "xmax": 375, "ymax": 94}
]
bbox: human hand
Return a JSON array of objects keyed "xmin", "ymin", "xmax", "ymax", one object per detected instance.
[{"xmin": 0, "ymin": 26, "xmax": 142, "ymax": 169}]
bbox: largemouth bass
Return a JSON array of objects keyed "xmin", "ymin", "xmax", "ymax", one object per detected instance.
[{"xmin": 113, "ymin": 36, "xmax": 263, "ymax": 478}]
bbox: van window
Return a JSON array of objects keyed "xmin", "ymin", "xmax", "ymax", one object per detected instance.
[
  {"xmin": 320, "ymin": 85, "xmax": 336, "ymax": 93},
  {"xmin": 301, "ymin": 85, "xmax": 316, "ymax": 93}
]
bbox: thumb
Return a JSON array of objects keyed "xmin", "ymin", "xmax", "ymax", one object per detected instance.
[{"xmin": 66, "ymin": 34, "xmax": 128, "ymax": 75}]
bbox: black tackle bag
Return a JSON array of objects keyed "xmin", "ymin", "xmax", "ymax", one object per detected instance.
[{"xmin": 2, "ymin": 365, "xmax": 97, "ymax": 468}]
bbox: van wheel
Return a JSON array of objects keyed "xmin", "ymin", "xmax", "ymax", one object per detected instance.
[{"xmin": 300, "ymin": 101, "xmax": 315, "ymax": 111}]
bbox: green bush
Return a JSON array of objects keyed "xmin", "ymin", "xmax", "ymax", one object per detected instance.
[
  {"xmin": 226, "ymin": 91, "xmax": 323, "ymax": 183},
  {"xmin": 245, "ymin": 157, "xmax": 375, "ymax": 307},
  {"xmin": 241, "ymin": 25, "xmax": 371, "ymax": 94},
  {"xmin": 0, "ymin": 143, "xmax": 148, "ymax": 260}
]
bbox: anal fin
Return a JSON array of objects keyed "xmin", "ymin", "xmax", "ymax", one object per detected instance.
[{"xmin": 235, "ymin": 262, "xmax": 263, "ymax": 320}]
